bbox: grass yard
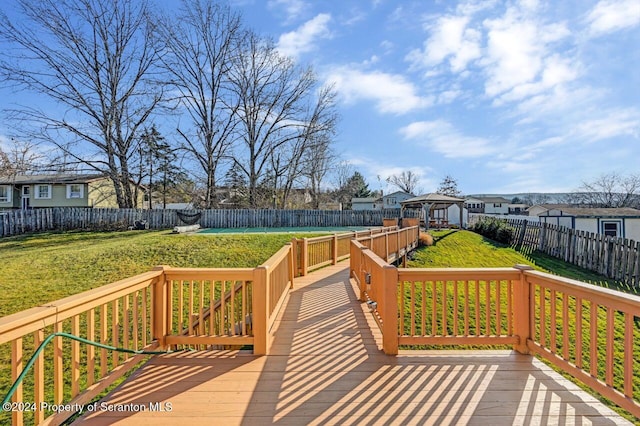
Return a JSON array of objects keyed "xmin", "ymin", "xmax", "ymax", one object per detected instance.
[
  {"xmin": 0, "ymin": 230, "xmax": 318, "ymax": 317},
  {"xmin": 409, "ymin": 229, "xmax": 629, "ymax": 290}
]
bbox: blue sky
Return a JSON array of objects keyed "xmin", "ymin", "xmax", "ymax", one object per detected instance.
[
  {"xmin": 233, "ymin": 0, "xmax": 640, "ymax": 195},
  {"xmin": 1, "ymin": 0, "xmax": 639, "ymax": 196}
]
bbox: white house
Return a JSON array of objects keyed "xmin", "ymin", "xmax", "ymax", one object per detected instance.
[
  {"xmin": 464, "ymin": 196, "xmax": 512, "ymax": 215},
  {"xmin": 531, "ymin": 205, "xmax": 640, "ymax": 240},
  {"xmin": 351, "ymin": 197, "xmax": 381, "ymax": 210},
  {"xmin": 381, "ymin": 191, "xmax": 414, "ymax": 209}
]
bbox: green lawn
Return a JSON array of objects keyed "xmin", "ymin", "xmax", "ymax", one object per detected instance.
[
  {"xmin": 0, "ymin": 230, "xmax": 313, "ymax": 317},
  {"xmin": 408, "ymin": 229, "xmax": 628, "ymax": 290}
]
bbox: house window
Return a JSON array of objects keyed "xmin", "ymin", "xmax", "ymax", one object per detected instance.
[
  {"xmin": 494, "ymin": 203, "xmax": 502, "ymax": 208},
  {"xmin": 602, "ymin": 221, "xmax": 620, "ymax": 238},
  {"xmin": 35, "ymin": 185, "xmax": 52, "ymax": 199},
  {"xmin": 67, "ymin": 184, "xmax": 84, "ymax": 199},
  {"xmin": 0, "ymin": 185, "xmax": 10, "ymax": 203}
]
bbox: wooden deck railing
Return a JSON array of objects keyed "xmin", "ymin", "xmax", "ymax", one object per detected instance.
[
  {"xmin": 351, "ymin": 239, "xmax": 640, "ymax": 418},
  {"xmin": 1, "ymin": 225, "xmax": 412, "ymax": 425},
  {"xmin": 291, "ymin": 225, "xmax": 408, "ymax": 276}
]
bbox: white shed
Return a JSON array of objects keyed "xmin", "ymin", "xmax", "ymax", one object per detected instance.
[{"xmin": 535, "ymin": 207, "xmax": 640, "ymax": 240}]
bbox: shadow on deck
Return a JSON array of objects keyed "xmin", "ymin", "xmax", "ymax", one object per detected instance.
[{"xmin": 75, "ymin": 265, "xmax": 630, "ymax": 425}]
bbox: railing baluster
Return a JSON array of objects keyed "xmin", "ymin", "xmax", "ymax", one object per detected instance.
[
  {"xmin": 606, "ymin": 307, "xmax": 614, "ymax": 386},
  {"xmin": 496, "ymin": 280, "xmax": 501, "ymax": 336},
  {"xmin": 34, "ymin": 330, "xmax": 45, "ymax": 424},
  {"xmin": 100, "ymin": 304, "xmax": 108, "ymax": 378},
  {"xmin": 562, "ymin": 293, "xmax": 569, "ymax": 360},
  {"xmin": 453, "ymin": 280, "xmax": 459, "ymax": 336},
  {"xmin": 112, "ymin": 299, "xmax": 119, "ymax": 367},
  {"xmin": 550, "ymin": 289, "xmax": 557, "ymax": 354},
  {"xmin": 421, "ymin": 281, "xmax": 426, "ymax": 336},
  {"xmin": 464, "ymin": 280, "xmax": 470, "ymax": 336},
  {"xmin": 188, "ymin": 280, "xmax": 194, "ymax": 335},
  {"xmin": 71, "ymin": 315, "xmax": 80, "ymax": 397},
  {"xmin": 410, "ymin": 281, "xmax": 415, "ymax": 336},
  {"xmin": 431, "ymin": 281, "xmax": 437, "ymax": 335},
  {"xmin": 11, "ymin": 337, "xmax": 23, "ymax": 426},
  {"xmin": 54, "ymin": 321, "xmax": 63, "ymax": 404},
  {"xmin": 590, "ymin": 302, "xmax": 598, "ymax": 377},
  {"xmin": 475, "ymin": 281, "xmax": 480, "ymax": 336},
  {"xmin": 132, "ymin": 292, "xmax": 139, "ymax": 351},
  {"xmin": 210, "ymin": 281, "xmax": 215, "ymax": 337},
  {"xmin": 576, "ymin": 298, "xmax": 583, "ymax": 369},
  {"xmin": 485, "ymin": 281, "xmax": 490, "ymax": 336},
  {"xmin": 123, "ymin": 295, "xmax": 130, "ymax": 360},
  {"xmin": 442, "ymin": 280, "xmax": 447, "ymax": 335},
  {"xmin": 87, "ymin": 309, "xmax": 95, "ymax": 387},
  {"xmin": 624, "ymin": 312, "xmax": 634, "ymax": 398},
  {"xmin": 540, "ymin": 287, "xmax": 546, "ymax": 347}
]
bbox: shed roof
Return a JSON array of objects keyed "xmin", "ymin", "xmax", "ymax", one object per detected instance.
[{"xmin": 539, "ymin": 207, "xmax": 640, "ymax": 218}]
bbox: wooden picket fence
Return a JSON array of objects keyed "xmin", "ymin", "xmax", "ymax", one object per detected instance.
[
  {"xmin": 470, "ymin": 215, "xmax": 640, "ymax": 287},
  {"xmin": 0, "ymin": 208, "xmax": 419, "ymax": 237}
]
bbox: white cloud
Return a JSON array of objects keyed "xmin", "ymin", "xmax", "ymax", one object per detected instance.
[
  {"xmin": 276, "ymin": 14, "xmax": 332, "ymax": 58},
  {"xmin": 585, "ymin": 0, "xmax": 640, "ymax": 36},
  {"xmin": 482, "ymin": 9, "xmax": 571, "ymax": 98},
  {"xmin": 407, "ymin": 15, "xmax": 482, "ymax": 73},
  {"xmin": 325, "ymin": 67, "xmax": 430, "ymax": 114},
  {"xmin": 572, "ymin": 109, "xmax": 640, "ymax": 142},
  {"xmin": 399, "ymin": 120, "xmax": 494, "ymax": 158},
  {"xmin": 268, "ymin": 0, "xmax": 308, "ymax": 23}
]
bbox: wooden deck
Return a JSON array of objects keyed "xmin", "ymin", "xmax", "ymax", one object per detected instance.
[{"xmin": 74, "ymin": 264, "xmax": 631, "ymax": 425}]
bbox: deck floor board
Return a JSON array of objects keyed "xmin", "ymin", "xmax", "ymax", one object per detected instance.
[{"xmin": 74, "ymin": 264, "xmax": 631, "ymax": 425}]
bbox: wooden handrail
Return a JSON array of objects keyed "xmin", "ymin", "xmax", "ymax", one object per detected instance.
[{"xmin": 353, "ymin": 238, "xmax": 640, "ymax": 418}]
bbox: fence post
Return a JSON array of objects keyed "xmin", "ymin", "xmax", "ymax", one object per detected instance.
[
  {"xmin": 332, "ymin": 234, "xmax": 338, "ymax": 265},
  {"xmin": 382, "ymin": 265, "xmax": 399, "ymax": 355},
  {"xmin": 513, "ymin": 264, "xmax": 534, "ymax": 354},
  {"xmin": 151, "ymin": 265, "xmax": 170, "ymax": 349},
  {"xmin": 253, "ymin": 266, "xmax": 269, "ymax": 355}
]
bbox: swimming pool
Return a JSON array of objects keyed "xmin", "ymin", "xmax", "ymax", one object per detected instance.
[{"xmin": 197, "ymin": 226, "xmax": 374, "ymax": 234}]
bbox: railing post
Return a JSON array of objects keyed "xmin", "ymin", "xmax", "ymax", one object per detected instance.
[
  {"xmin": 286, "ymin": 243, "xmax": 295, "ymax": 288},
  {"xmin": 290, "ymin": 238, "xmax": 299, "ymax": 277},
  {"xmin": 302, "ymin": 238, "xmax": 309, "ymax": 276},
  {"xmin": 152, "ymin": 265, "xmax": 169, "ymax": 349},
  {"xmin": 513, "ymin": 264, "xmax": 534, "ymax": 354},
  {"xmin": 253, "ymin": 266, "xmax": 269, "ymax": 355},
  {"xmin": 385, "ymin": 233, "xmax": 389, "ymax": 262},
  {"xmin": 382, "ymin": 265, "xmax": 399, "ymax": 355},
  {"xmin": 332, "ymin": 233, "xmax": 338, "ymax": 265}
]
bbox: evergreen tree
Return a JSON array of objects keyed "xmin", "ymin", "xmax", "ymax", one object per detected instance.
[{"xmin": 437, "ymin": 175, "xmax": 461, "ymax": 197}]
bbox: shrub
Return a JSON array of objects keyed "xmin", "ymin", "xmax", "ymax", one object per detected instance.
[
  {"xmin": 419, "ymin": 232, "xmax": 434, "ymax": 247},
  {"xmin": 471, "ymin": 217, "xmax": 514, "ymax": 245}
]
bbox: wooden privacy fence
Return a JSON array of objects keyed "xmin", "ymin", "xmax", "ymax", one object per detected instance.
[
  {"xmin": 0, "ymin": 207, "xmax": 420, "ymax": 237},
  {"xmin": 350, "ymin": 240, "xmax": 640, "ymax": 418},
  {"xmin": 470, "ymin": 215, "xmax": 640, "ymax": 287}
]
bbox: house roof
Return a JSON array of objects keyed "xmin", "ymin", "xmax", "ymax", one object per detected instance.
[
  {"xmin": 539, "ymin": 207, "xmax": 640, "ymax": 218},
  {"xmin": 351, "ymin": 197, "xmax": 380, "ymax": 203},
  {"xmin": 468, "ymin": 196, "xmax": 511, "ymax": 203},
  {"xmin": 401, "ymin": 193, "xmax": 465, "ymax": 206},
  {"xmin": 382, "ymin": 191, "xmax": 413, "ymax": 198},
  {"xmin": 0, "ymin": 173, "xmax": 108, "ymax": 185}
]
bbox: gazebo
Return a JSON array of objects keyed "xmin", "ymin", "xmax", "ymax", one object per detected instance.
[{"xmin": 400, "ymin": 193, "xmax": 465, "ymax": 229}]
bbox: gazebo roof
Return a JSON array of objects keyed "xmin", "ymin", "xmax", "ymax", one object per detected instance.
[{"xmin": 400, "ymin": 193, "xmax": 465, "ymax": 207}]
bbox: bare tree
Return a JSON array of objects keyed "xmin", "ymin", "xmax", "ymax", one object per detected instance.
[
  {"xmin": 0, "ymin": 139, "xmax": 45, "ymax": 177},
  {"xmin": 0, "ymin": 0, "xmax": 162, "ymax": 207},
  {"xmin": 158, "ymin": 0, "xmax": 242, "ymax": 208},
  {"xmin": 574, "ymin": 172, "xmax": 640, "ymax": 208},
  {"xmin": 387, "ymin": 171, "xmax": 420, "ymax": 195},
  {"xmin": 227, "ymin": 32, "xmax": 317, "ymax": 207}
]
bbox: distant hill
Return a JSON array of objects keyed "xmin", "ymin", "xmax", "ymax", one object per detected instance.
[{"xmin": 467, "ymin": 193, "xmax": 571, "ymax": 204}]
